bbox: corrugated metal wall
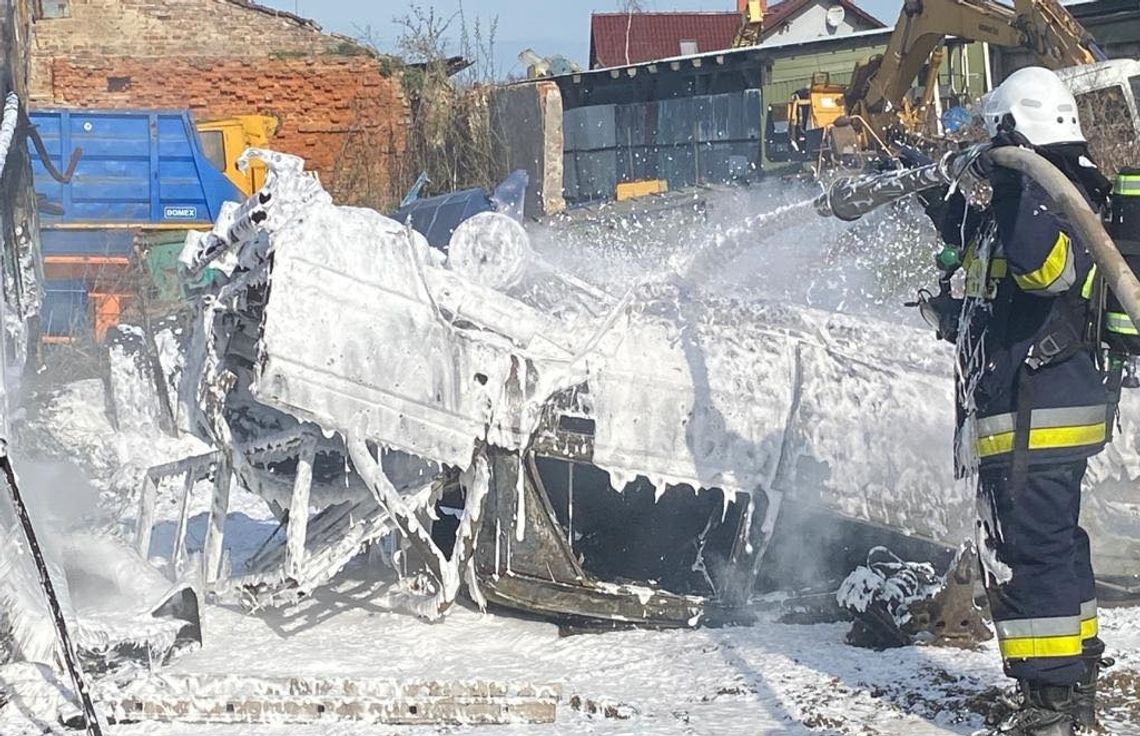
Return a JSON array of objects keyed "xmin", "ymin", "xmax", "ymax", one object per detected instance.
[
  {"xmin": 562, "ymin": 90, "xmax": 762, "ymax": 204},
  {"xmin": 559, "ymin": 33, "xmax": 1003, "ymax": 195}
]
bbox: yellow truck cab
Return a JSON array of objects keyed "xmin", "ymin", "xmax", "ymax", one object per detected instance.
[{"xmin": 196, "ymin": 115, "xmax": 278, "ymax": 197}]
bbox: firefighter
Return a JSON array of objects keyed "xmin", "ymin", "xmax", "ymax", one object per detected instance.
[{"xmin": 919, "ymin": 66, "xmax": 1115, "ymax": 735}]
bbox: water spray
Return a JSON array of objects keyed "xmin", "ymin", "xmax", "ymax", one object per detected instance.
[
  {"xmin": 0, "ymin": 448, "xmax": 104, "ymax": 736},
  {"xmin": 815, "ymin": 146, "xmax": 1140, "ymax": 331}
]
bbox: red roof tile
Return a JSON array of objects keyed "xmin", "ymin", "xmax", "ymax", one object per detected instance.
[
  {"xmin": 589, "ymin": 3, "xmax": 885, "ymax": 69},
  {"xmin": 589, "ymin": 12, "xmax": 741, "ymax": 69}
]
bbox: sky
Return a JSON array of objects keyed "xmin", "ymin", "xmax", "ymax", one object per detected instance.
[{"xmin": 258, "ymin": 0, "xmax": 907, "ymax": 79}]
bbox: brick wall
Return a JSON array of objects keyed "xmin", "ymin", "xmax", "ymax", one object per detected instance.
[
  {"xmin": 30, "ymin": 0, "xmax": 409, "ymax": 206},
  {"xmin": 29, "ymin": 0, "xmax": 348, "ymax": 61}
]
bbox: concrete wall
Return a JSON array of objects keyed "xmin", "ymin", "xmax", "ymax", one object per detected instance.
[
  {"xmin": 29, "ymin": 0, "xmax": 409, "ymax": 205},
  {"xmin": 491, "ymin": 81, "xmax": 566, "ymax": 217}
]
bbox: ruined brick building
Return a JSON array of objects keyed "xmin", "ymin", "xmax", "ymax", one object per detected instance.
[{"xmin": 27, "ymin": 0, "xmax": 409, "ymax": 205}]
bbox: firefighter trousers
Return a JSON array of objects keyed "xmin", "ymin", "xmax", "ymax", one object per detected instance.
[{"xmin": 977, "ymin": 459, "xmax": 1098, "ymax": 686}]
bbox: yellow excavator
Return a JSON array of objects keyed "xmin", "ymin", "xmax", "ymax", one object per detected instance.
[
  {"xmin": 760, "ymin": 0, "xmax": 1110, "ymax": 166},
  {"xmin": 196, "ymin": 115, "xmax": 278, "ymax": 196},
  {"xmin": 734, "ymin": 0, "xmax": 767, "ymax": 48}
]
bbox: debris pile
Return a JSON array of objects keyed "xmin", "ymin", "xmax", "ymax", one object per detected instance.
[
  {"xmin": 839, "ymin": 544, "xmax": 992, "ymax": 650},
  {"xmin": 164, "ymin": 149, "xmax": 983, "ymax": 629}
]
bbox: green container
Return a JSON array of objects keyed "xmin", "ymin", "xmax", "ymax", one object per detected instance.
[{"xmin": 140, "ymin": 231, "xmax": 217, "ymax": 302}]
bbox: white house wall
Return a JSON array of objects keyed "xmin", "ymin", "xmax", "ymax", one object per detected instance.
[{"xmin": 766, "ymin": 1, "xmax": 870, "ymax": 45}]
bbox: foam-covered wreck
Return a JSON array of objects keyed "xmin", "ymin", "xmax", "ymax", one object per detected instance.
[{"xmin": 171, "ymin": 150, "xmax": 1140, "ymax": 627}]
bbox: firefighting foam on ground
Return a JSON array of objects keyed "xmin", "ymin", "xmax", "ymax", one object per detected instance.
[
  {"xmin": 3, "ymin": 0, "xmax": 1140, "ymax": 734},
  {"xmin": 0, "ymin": 143, "xmax": 1136, "ymax": 734}
]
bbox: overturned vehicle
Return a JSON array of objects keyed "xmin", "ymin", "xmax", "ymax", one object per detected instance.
[{"xmin": 165, "ymin": 150, "xmax": 1140, "ymax": 628}]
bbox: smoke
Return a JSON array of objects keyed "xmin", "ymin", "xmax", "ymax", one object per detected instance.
[{"xmin": 8, "ymin": 459, "xmax": 102, "ymax": 531}]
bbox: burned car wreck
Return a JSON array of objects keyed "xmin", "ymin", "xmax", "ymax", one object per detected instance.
[{"xmin": 162, "ymin": 150, "xmax": 1138, "ymax": 629}]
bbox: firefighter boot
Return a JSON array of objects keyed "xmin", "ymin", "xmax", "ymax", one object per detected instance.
[
  {"xmin": 992, "ymin": 681, "xmax": 1078, "ymax": 736},
  {"xmin": 1076, "ymin": 637, "xmax": 1115, "ymax": 730}
]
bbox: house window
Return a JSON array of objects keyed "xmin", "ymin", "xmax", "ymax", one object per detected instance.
[
  {"xmin": 34, "ymin": 0, "xmax": 70, "ymax": 19},
  {"xmin": 679, "ymin": 39, "xmax": 698, "ymax": 56}
]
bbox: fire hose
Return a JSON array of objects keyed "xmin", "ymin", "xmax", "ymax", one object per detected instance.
[{"xmin": 814, "ymin": 146, "xmax": 1140, "ymax": 332}]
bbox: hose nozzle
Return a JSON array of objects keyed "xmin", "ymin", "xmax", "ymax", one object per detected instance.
[{"xmin": 814, "ymin": 145, "xmax": 992, "ymax": 221}]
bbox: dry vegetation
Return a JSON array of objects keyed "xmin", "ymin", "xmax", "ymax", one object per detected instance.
[
  {"xmin": 337, "ymin": 4, "xmax": 509, "ymax": 211},
  {"xmin": 1074, "ymin": 82, "xmax": 1140, "ymax": 178}
]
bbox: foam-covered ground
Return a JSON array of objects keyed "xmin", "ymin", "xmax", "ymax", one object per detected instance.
[
  {"xmin": 3, "ymin": 553, "xmax": 1140, "ymax": 735},
  {"xmin": 3, "ymin": 184, "xmax": 1140, "ymax": 735},
  {"xmin": 4, "ymin": 325, "xmax": 1138, "ymax": 736}
]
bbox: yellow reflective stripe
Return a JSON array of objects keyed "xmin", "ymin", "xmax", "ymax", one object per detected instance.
[
  {"xmin": 1081, "ymin": 265, "xmax": 1097, "ymax": 300},
  {"xmin": 1000, "ymin": 634, "xmax": 1084, "ymax": 659},
  {"xmin": 1106, "ymin": 311, "xmax": 1139, "ymax": 335},
  {"xmin": 976, "ymin": 422, "xmax": 1107, "ymax": 458},
  {"xmin": 963, "ymin": 256, "xmax": 1007, "ymax": 299},
  {"xmin": 1117, "ymin": 175, "xmax": 1140, "ymax": 195},
  {"xmin": 1013, "ymin": 232, "xmax": 1073, "ymax": 292},
  {"xmin": 976, "ymin": 406, "xmax": 1107, "ymax": 437},
  {"xmin": 1080, "ymin": 598, "xmax": 1099, "ymax": 640},
  {"xmin": 996, "ymin": 615, "xmax": 1083, "ymax": 659}
]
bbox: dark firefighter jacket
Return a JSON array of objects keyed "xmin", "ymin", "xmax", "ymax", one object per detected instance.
[{"xmin": 937, "ymin": 166, "xmax": 1110, "ymax": 470}]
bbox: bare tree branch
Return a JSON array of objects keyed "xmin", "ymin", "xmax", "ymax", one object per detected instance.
[{"xmin": 333, "ymin": 2, "xmax": 508, "ymax": 211}]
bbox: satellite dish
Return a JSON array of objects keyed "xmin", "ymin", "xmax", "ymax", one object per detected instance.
[{"xmin": 826, "ymin": 5, "xmax": 846, "ymax": 28}]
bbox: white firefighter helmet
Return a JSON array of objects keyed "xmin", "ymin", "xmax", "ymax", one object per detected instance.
[{"xmin": 980, "ymin": 66, "xmax": 1085, "ymax": 146}]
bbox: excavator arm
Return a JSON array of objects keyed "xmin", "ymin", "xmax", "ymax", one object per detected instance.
[
  {"xmin": 734, "ymin": 0, "xmax": 766, "ymax": 47},
  {"xmin": 850, "ymin": 0, "xmax": 1103, "ymax": 119},
  {"xmin": 1012, "ymin": 0, "xmax": 1105, "ymax": 67}
]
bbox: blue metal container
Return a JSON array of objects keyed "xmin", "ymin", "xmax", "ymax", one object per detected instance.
[{"xmin": 29, "ymin": 109, "xmax": 242, "ymax": 227}]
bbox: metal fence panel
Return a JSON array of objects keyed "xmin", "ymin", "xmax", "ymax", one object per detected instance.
[
  {"xmin": 567, "ymin": 150, "xmax": 619, "ymax": 203},
  {"xmin": 563, "ymin": 89, "xmax": 763, "ymax": 204},
  {"xmin": 563, "ymin": 105, "xmax": 618, "ymax": 152}
]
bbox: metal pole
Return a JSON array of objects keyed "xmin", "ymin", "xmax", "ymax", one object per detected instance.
[
  {"xmin": 982, "ymin": 42, "xmax": 994, "ymax": 92},
  {"xmin": 962, "ymin": 44, "xmax": 971, "ymax": 98},
  {"xmin": 285, "ymin": 436, "xmax": 315, "ymax": 579},
  {"xmin": 202, "ymin": 454, "xmax": 232, "ymax": 586},
  {"xmin": 0, "ymin": 451, "xmax": 103, "ymax": 735}
]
